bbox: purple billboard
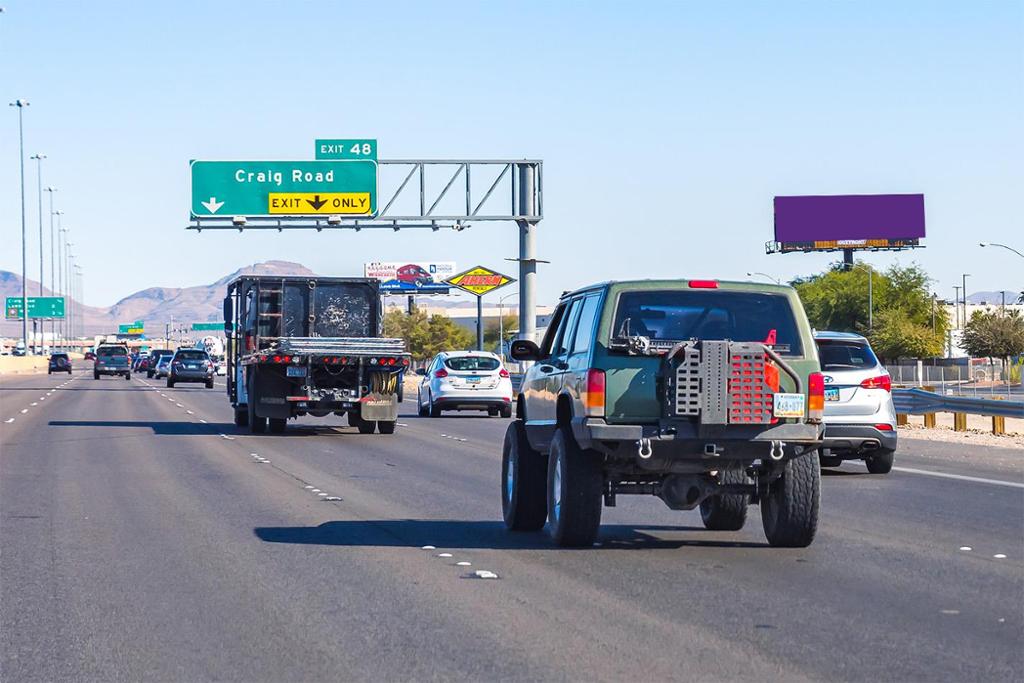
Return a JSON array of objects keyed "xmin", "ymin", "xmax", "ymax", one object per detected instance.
[{"xmin": 772, "ymin": 194, "xmax": 925, "ymax": 253}]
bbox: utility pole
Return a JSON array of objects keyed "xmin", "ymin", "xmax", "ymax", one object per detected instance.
[
  {"xmin": 962, "ymin": 274, "xmax": 970, "ymax": 327},
  {"xmin": 45, "ymin": 187, "xmax": 57, "ymax": 346},
  {"xmin": 10, "ymin": 99, "xmax": 30, "ymax": 353},
  {"xmin": 30, "ymin": 153, "xmax": 46, "ymax": 349}
]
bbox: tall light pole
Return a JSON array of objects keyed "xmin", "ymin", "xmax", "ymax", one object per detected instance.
[
  {"xmin": 74, "ymin": 265, "xmax": 83, "ymax": 338},
  {"xmin": 10, "ymin": 99, "xmax": 30, "ymax": 353},
  {"xmin": 979, "ymin": 242, "xmax": 1024, "ymax": 259},
  {"xmin": 56, "ymin": 218, "xmax": 66, "ymax": 348},
  {"xmin": 45, "ymin": 187, "xmax": 57, "ymax": 345},
  {"xmin": 962, "ymin": 273, "xmax": 970, "ymax": 328},
  {"xmin": 30, "ymin": 153, "xmax": 46, "ymax": 350},
  {"xmin": 953, "ymin": 285, "xmax": 961, "ymax": 329},
  {"xmin": 65, "ymin": 243, "xmax": 74, "ymax": 347},
  {"xmin": 746, "ymin": 272, "xmax": 782, "ymax": 285}
]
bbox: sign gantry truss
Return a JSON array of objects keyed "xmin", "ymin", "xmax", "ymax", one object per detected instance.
[{"xmin": 187, "ymin": 160, "xmax": 542, "ymax": 232}]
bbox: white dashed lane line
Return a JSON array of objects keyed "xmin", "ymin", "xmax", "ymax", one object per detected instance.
[
  {"xmin": 4, "ymin": 418, "xmax": 14, "ymax": 424},
  {"xmin": 892, "ymin": 466, "xmax": 1024, "ymax": 490}
]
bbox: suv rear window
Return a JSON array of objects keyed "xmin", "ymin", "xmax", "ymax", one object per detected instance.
[
  {"xmin": 612, "ymin": 290, "xmax": 803, "ymax": 355},
  {"xmin": 445, "ymin": 356, "xmax": 501, "ymax": 371},
  {"xmin": 816, "ymin": 340, "xmax": 878, "ymax": 370},
  {"xmin": 96, "ymin": 346, "xmax": 128, "ymax": 356},
  {"xmin": 175, "ymin": 350, "xmax": 209, "ymax": 361}
]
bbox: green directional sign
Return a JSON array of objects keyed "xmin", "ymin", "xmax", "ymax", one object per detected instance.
[
  {"xmin": 191, "ymin": 322, "xmax": 222, "ymax": 331},
  {"xmin": 190, "ymin": 160, "xmax": 377, "ymax": 218},
  {"xmin": 5, "ymin": 296, "xmax": 65, "ymax": 319},
  {"xmin": 118, "ymin": 321, "xmax": 144, "ymax": 334},
  {"xmin": 315, "ymin": 139, "xmax": 377, "ymax": 160}
]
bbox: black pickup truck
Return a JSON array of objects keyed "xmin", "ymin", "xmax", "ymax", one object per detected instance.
[{"xmin": 223, "ymin": 275, "xmax": 410, "ymax": 435}]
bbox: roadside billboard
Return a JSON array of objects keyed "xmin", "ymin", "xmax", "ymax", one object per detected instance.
[
  {"xmin": 772, "ymin": 194, "xmax": 925, "ymax": 253},
  {"xmin": 363, "ymin": 261, "xmax": 455, "ymax": 294}
]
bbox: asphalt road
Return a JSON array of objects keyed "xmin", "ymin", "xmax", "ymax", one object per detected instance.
[{"xmin": 2, "ymin": 369, "xmax": 1022, "ymax": 681}]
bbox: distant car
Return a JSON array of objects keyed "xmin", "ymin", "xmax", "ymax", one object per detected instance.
[
  {"xmin": 167, "ymin": 348, "xmax": 215, "ymax": 388},
  {"xmin": 93, "ymin": 344, "xmax": 131, "ymax": 380},
  {"xmin": 396, "ymin": 264, "xmax": 433, "ymax": 288},
  {"xmin": 815, "ymin": 331, "xmax": 897, "ymax": 474},
  {"xmin": 83, "ymin": 350, "xmax": 95, "ymax": 361},
  {"xmin": 135, "ymin": 356, "xmax": 150, "ymax": 372},
  {"xmin": 147, "ymin": 349, "xmax": 173, "ymax": 378},
  {"xmin": 417, "ymin": 351, "xmax": 513, "ymax": 417},
  {"xmin": 48, "ymin": 352, "xmax": 72, "ymax": 375},
  {"xmin": 153, "ymin": 355, "xmax": 173, "ymax": 379},
  {"xmin": 13, "ymin": 341, "xmax": 27, "ymax": 357}
]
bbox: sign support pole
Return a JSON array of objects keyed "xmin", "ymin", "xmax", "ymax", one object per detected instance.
[
  {"xmin": 517, "ymin": 163, "xmax": 537, "ymax": 344},
  {"xmin": 477, "ymin": 296, "xmax": 484, "ymax": 351}
]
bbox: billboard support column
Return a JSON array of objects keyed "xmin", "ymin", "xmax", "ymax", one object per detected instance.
[
  {"xmin": 477, "ymin": 296, "xmax": 484, "ymax": 351},
  {"xmin": 843, "ymin": 249, "xmax": 854, "ymax": 269}
]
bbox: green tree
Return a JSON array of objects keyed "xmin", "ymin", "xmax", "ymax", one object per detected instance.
[
  {"xmin": 484, "ymin": 314, "xmax": 518, "ymax": 350},
  {"xmin": 382, "ymin": 308, "xmax": 472, "ymax": 360},
  {"xmin": 794, "ymin": 262, "xmax": 949, "ymax": 360},
  {"xmin": 961, "ymin": 310, "xmax": 1024, "ymax": 361}
]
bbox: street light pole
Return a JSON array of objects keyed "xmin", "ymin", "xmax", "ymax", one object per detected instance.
[
  {"xmin": 45, "ymin": 187, "xmax": 57, "ymax": 346},
  {"xmin": 57, "ymin": 219, "xmax": 66, "ymax": 348},
  {"xmin": 10, "ymin": 99, "xmax": 30, "ymax": 353},
  {"xmin": 953, "ymin": 286, "xmax": 961, "ymax": 329},
  {"xmin": 979, "ymin": 242, "xmax": 1024, "ymax": 259},
  {"xmin": 745, "ymin": 272, "xmax": 781, "ymax": 285},
  {"xmin": 962, "ymin": 273, "xmax": 970, "ymax": 328},
  {"xmin": 30, "ymin": 153, "xmax": 46, "ymax": 350}
]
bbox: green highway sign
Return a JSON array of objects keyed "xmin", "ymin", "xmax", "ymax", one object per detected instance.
[
  {"xmin": 190, "ymin": 160, "xmax": 377, "ymax": 217},
  {"xmin": 192, "ymin": 322, "xmax": 222, "ymax": 331},
  {"xmin": 315, "ymin": 139, "xmax": 377, "ymax": 160},
  {"xmin": 118, "ymin": 321, "xmax": 144, "ymax": 334},
  {"xmin": 5, "ymin": 296, "xmax": 65, "ymax": 319}
]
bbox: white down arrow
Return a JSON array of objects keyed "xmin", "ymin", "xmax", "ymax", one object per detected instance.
[{"xmin": 201, "ymin": 197, "xmax": 224, "ymax": 213}]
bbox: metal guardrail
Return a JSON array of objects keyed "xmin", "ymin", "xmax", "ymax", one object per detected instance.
[{"xmin": 892, "ymin": 388, "xmax": 1024, "ymax": 419}]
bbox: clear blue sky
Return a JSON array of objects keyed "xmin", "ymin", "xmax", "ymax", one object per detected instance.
[{"xmin": 2, "ymin": 0, "xmax": 1021, "ymax": 307}]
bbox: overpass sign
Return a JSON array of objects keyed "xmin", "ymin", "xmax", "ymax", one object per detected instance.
[
  {"xmin": 5, "ymin": 296, "xmax": 65, "ymax": 319},
  {"xmin": 190, "ymin": 160, "xmax": 377, "ymax": 218}
]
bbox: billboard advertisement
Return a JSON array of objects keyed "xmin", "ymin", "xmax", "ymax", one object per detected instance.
[
  {"xmin": 772, "ymin": 194, "xmax": 925, "ymax": 253},
  {"xmin": 363, "ymin": 261, "xmax": 456, "ymax": 294}
]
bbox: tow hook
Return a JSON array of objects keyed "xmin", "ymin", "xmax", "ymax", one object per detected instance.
[
  {"xmin": 637, "ymin": 438, "xmax": 653, "ymax": 459},
  {"xmin": 769, "ymin": 440, "xmax": 786, "ymax": 461}
]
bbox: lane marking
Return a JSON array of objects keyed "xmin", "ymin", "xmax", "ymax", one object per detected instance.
[
  {"xmin": 993, "ymin": 554, "xmax": 1007, "ymax": 559},
  {"xmin": 20, "ymin": 409, "xmax": 28, "ymax": 414},
  {"xmin": 959, "ymin": 546, "xmax": 972, "ymax": 551},
  {"xmin": 30, "ymin": 402, "xmax": 37, "ymax": 406},
  {"xmin": 892, "ymin": 466, "xmax": 1024, "ymax": 490},
  {"xmin": 437, "ymin": 553, "xmax": 453, "ymax": 558},
  {"xmin": 4, "ymin": 418, "xmax": 14, "ymax": 423}
]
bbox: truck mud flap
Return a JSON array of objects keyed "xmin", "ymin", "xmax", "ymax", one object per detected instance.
[{"xmin": 360, "ymin": 393, "xmax": 398, "ymax": 421}]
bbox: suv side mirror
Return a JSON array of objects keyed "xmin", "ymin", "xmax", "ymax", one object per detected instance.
[
  {"xmin": 222, "ymin": 296, "xmax": 233, "ymax": 333},
  {"xmin": 510, "ymin": 339, "xmax": 541, "ymax": 362},
  {"xmin": 415, "ymin": 368, "xmax": 427, "ymax": 376}
]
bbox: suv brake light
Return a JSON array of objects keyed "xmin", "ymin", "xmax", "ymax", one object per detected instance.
[
  {"xmin": 808, "ymin": 372, "xmax": 824, "ymax": 421},
  {"xmin": 582, "ymin": 368, "xmax": 605, "ymax": 417},
  {"xmin": 860, "ymin": 375, "xmax": 892, "ymax": 392},
  {"xmin": 688, "ymin": 280, "xmax": 718, "ymax": 289}
]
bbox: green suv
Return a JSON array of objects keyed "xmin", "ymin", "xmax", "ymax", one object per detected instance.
[{"xmin": 503, "ymin": 279, "xmax": 825, "ymax": 548}]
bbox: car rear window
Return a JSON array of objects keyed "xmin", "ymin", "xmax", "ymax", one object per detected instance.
[
  {"xmin": 612, "ymin": 290, "xmax": 803, "ymax": 356},
  {"xmin": 445, "ymin": 356, "xmax": 501, "ymax": 371},
  {"xmin": 175, "ymin": 350, "xmax": 208, "ymax": 361},
  {"xmin": 816, "ymin": 340, "xmax": 878, "ymax": 370},
  {"xmin": 97, "ymin": 346, "xmax": 128, "ymax": 356},
  {"xmin": 50, "ymin": 354, "xmax": 68, "ymax": 359}
]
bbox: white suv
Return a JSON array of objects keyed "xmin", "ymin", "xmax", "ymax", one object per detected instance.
[
  {"xmin": 417, "ymin": 351, "xmax": 514, "ymax": 417},
  {"xmin": 815, "ymin": 332, "xmax": 897, "ymax": 474}
]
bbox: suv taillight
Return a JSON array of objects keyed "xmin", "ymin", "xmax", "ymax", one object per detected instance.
[
  {"xmin": 808, "ymin": 372, "xmax": 825, "ymax": 421},
  {"xmin": 860, "ymin": 375, "xmax": 892, "ymax": 392},
  {"xmin": 583, "ymin": 368, "xmax": 605, "ymax": 417}
]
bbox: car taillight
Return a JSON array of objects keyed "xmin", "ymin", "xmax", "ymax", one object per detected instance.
[
  {"xmin": 860, "ymin": 375, "xmax": 892, "ymax": 392},
  {"xmin": 808, "ymin": 372, "xmax": 824, "ymax": 421},
  {"xmin": 875, "ymin": 423, "xmax": 894, "ymax": 431},
  {"xmin": 499, "ymin": 368, "xmax": 510, "ymax": 378},
  {"xmin": 434, "ymin": 368, "xmax": 448, "ymax": 378},
  {"xmin": 582, "ymin": 368, "xmax": 605, "ymax": 417},
  {"xmin": 688, "ymin": 280, "xmax": 718, "ymax": 289}
]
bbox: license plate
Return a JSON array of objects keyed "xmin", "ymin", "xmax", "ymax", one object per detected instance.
[
  {"xmin": 286, "ymin": 366, "xmax": 307, "ymax": 377},
  {"xmin": 187, "ymin": 364, "xmax": 198, "ymax": 369},
  {"xmin": 773, "ymin": 393, "xmax": 806, "ymax": 418},
  {"xmin": 825, "ymin": 387, "xmax": 840, "ymax": 402},
  {"xmin": 466, "ymin": 376, "xmax": 481, "ymax": 384}
]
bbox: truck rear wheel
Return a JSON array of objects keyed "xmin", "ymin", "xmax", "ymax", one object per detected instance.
[
  {"xmin": 268, "ymin": 418, "xmax": 286, "ymax": 434},
  {"xmin": 700, "ymin": 468, "xmax": 749, "ymax": 531},
  {"xmin": 378, "ymin": 420, "xmax": 396, "ymax": 435},
  {"xmin": 234, "ymin": 406, "xmax": 249, "ymax": 427},
  {"xmin": 247, "ymin": 394, "xmax": 266, "ymax": 433},
  {"xmin": 547, "ymin": 428, "xmax": 603, "ymax": 547},
  {"xmin": 348, "ymin": 410, "xmax": 375, "ymax": 434},
  {"xmin": 502, "ymin": 421, "xmax": 547, "ymax": 531},
  {"xmin": 761, "ymin": 451, "xmax": 820, "ymax": 548}
]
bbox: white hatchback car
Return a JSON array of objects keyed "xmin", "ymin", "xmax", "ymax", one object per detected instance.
[{"xmin": 417, "ymin": 351, "xmax": 514, "ymax": 417}]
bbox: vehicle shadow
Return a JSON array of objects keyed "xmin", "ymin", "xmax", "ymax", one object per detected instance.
[
  {"xmin": 253, "ymin": 520, "xmax": 768, "ymax": 550},
  {"xmin": 48, "ymin": 420, "xmax": 235, "ymax": 435}
]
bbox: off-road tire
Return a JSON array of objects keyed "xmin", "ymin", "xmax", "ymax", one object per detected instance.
[
  {"xmin": 500, "ymin": 404, "xmax": 513, "ymax": 418},
  {"xmin": 268, "ymin": 418, "xmax": 287, "ymax": 434},
  {"xmin": 233, "ymin": 406, "xmax": 249, "ymax": 427},
  {"xmin": 378, "ymin": 420, "xmax": 396, "ymax": 435},
  {"xmin": 501, "ymin": 421, "xmax": 548, "ymax": 531},
  {"xmin": 761, "ymin": 451, "xmax": 820, "ymax": 548},
  {"xmin": 866, "ymin": 448, "xmax": 895, "ymax": 474},
  {"xmin": 700, "ymin": 467, "xmax": 749, "ymax": 531},
  {"xmin": 547, "ymin": 428, "xmax": 603, "ymax": 547}
]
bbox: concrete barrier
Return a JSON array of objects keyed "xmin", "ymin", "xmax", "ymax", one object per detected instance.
[{"xmin": 0, "ymin": 356, "xmax": 50, "ymax": 375}]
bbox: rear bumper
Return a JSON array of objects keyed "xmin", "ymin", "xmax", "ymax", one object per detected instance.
[
  {"xmin": 434, "ymin": 396, "xmax": 511, "ymax": 411},
  {"xmin": 171, "ymin": 370, "xmax": 214, "ymax": 382},
  {"xmin": 95, "ymin": 366, "xmax": 129, "ymax": 375},
  {"xmin": 821, "ymin": 423, "xmax": 897, "ymax": 456}
]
